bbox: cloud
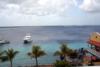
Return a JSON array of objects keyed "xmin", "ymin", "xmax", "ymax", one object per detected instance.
[
  {"xmin": 79, "ymin": 0, "xmax": 100, "ymax": 12},
  {"xmin": 19, "ymin": 0, "xmax": 74, "ymax": 15},
  {"xmin": 0, "ymin": 0, "xmax": 100, "ymax": 15},
  {"xmin": 0, "ymin": 0, "xmax": 25, "ymax": 4},
  {"xmin": 0, "ymin": 0, "xmax": 74, "ymax": 15},
  {"xmin": 0, "ymin": 1, "xmax": 7, "ymax": 9},
  {"xmin": 0, "ymin": 0, "xmax": 21, "ymax": 13}
]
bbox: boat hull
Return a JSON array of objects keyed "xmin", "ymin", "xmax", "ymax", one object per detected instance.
[
  {"xmin": 24, "ymin": 40, "xmax": 32, "ymax": 44},
  {"xmin": 0, "ymin": 40, "xmax": 10, "ymax": 45}
]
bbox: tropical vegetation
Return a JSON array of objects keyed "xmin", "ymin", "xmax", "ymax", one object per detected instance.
[
  {"xmin": 27, "ymin": 45, "xmax": 46, "ymax": 67},
  {"xmin": 54, "ymin": 60, "xmax": 72, "ymax": 67},
  {"xmin": 5, "ymin": 48, "xmax": 19, "ymax": 67},
  {"xmin": 54, "ymin": 43, "xmax": 74, "ymax": 61}
]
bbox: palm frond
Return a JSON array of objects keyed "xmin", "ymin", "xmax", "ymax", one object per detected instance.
[
  {"xmin": 54, "ymin": 51, "xmax": 62, "ymax": 56},
  {"xmin": 37, "ymin": 50, "xmax": 46, "ymax": 57},
  {"xmin": 28, "ymin": 45, "xmax": 46, "ymax": 58},
  {"xmin": 5, "ymin": 48, "xmax": 19, "ymax": 61},
  {"xmin": 54, "ymin": 43, "xmax": 74, "ymax": 57}
]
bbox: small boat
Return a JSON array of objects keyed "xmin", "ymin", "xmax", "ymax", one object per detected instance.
[
  {"xmin": 0, "ymin": 40, "xmax": 10, "ymax": 45},
  {"xmin": 23, "ymin": 33, "xmax": 32, "ymax": 44}
]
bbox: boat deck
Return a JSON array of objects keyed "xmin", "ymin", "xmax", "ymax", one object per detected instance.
[{"xmin": 86, "ymin": 49, "xmax": 100, "ymax": 58}]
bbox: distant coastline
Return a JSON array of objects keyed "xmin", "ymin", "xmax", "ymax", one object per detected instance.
[{"xmin": 0, "ymin": 25, "xmax": 100, "ymax": 28}]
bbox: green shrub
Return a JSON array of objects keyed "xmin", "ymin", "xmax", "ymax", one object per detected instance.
[{"xmin": 54, "ymin": 60, "xmax": 72, "ymax": 67}]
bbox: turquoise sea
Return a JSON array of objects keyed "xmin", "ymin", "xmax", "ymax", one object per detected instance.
[{"xmin": 0, "ymin": 26, "xmax": 100, "ymax": 67}]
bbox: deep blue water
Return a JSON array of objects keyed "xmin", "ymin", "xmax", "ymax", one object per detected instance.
[{"xmin": 0, "ymin": 26, "xmax": 100, "ymax": 67}]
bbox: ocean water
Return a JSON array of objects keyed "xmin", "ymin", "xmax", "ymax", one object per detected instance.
[{"xmin": 0, "ymin": 26, "xmax": 100, "ymax": 67}]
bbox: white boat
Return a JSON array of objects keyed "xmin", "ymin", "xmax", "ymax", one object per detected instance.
[
  {"xmin": 0, "ymin": 40, "xmax": 10, "ymax": 45},
  {"xmin": 23, "ymin": 33, "xmax": 32, "ymax": 44}
]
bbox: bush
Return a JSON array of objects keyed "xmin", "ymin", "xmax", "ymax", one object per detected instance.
[{"xmin": 54, "ymin": 60, "xmax": 72, "ymax": 67}]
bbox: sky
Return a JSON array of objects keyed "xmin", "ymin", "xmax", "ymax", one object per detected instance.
[{"xmin": 0, "ymin": 0, "xmax": 100, "ymax": 26}]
